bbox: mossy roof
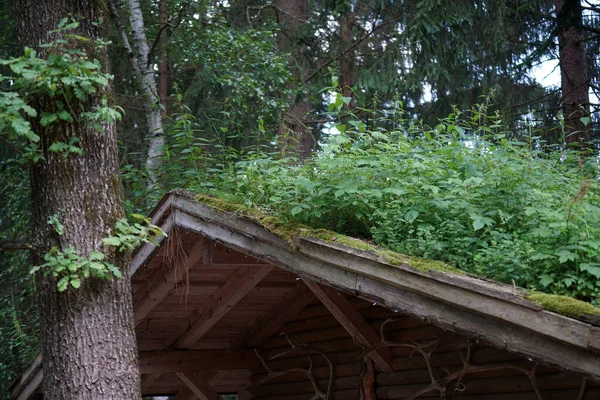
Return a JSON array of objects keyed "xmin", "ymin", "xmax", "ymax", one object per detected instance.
[{"xmin": 193, "ymin": 193, "xmax": 600, "ymax": 320}]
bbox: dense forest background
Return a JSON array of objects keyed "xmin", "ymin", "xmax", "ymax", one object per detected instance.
[{"xmin": 1, "ymin": 0, "xmax": 599, "ymax": 396}]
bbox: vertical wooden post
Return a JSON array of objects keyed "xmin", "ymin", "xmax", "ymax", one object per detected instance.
[{"xmin": 360, "ymin": 358, "xmax": 377, "ymax": 400}]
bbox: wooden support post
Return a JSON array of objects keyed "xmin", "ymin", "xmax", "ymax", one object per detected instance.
[
  {"xmin": 304, "ymin": 279, "xmax": 394, "ymax": 372},
  {"xmin": 176, "ymin": 372, "xmax": 221, "ymax": 400},
  {"xmin": 174, "ymin": 265, "xmax": 274, "ymax": 348},
  {"xmin": 134, "ymin": 238, "xmax": 207, "ymax": 324},
  {"xmin": 239, "ymin": 281, "xmax": 314, "ymax": 348}
]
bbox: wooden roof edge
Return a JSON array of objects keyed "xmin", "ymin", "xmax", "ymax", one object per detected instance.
[
  {"xmin": 165, "ymin": 191, "xmax": 600, "ymax": 322},
  {"xmin": 161, "ymin": 192, "xmax": 600, "ymax": 353}
]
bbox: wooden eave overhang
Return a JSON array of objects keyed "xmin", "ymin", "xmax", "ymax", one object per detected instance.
[{"xmin": 138, "ymin": 190, "xmax": 600, "ymax": 381}]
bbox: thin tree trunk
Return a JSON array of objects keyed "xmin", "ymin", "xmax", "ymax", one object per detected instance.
[
  {"xmin": 110, "ymin": 0, "xmax": 165, "ymax": 190},
  {"xmin": 555, "ymin": 0, "xmax": 592, "ymax": 150},
  {"xmin": 159, "ymin": 0, "xmax": 170, "ymax": 117},
  {"xmin": 276, "ymin": 0, "xmax": 313, "ymax": 159},
  {"xmin": 339, "ymin": 11, "xmax": 357, "ymax": 111},
  {"xmin": 14, "ymin": 0, "xmax": 141, "ymax": 399}
]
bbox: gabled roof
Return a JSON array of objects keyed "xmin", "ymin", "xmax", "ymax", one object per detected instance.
[
  {"xmin": 135, "ymin": 190, "xmax": 600, "ymax": 381},
  {"xmin": 11, "ymin": 190, "xmax": 600, "ymax": 399}
]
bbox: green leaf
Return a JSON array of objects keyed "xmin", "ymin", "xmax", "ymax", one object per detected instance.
[
  {"xmin": 57, "ymin": 276, "xmax": 70, "ymax": 292},
  {"xmin": 539, "ymin": 274, "xmax": 554, "ymax": 287},
  {"xmin": 291, "ymin": 206, "xmax": 303, "ymax": 216},
  {"xmin": 11, "ymin": 119, "xmax": 39, "ymax": 142},
  {"xmin": 58, "ymin": 110, "xmax": 73, "ymax": 122},
  {"xmin": 472, "ymin": 219, "xmax": 485, "ymax": 231},
  {"xmin": 89, "ymin": 250, "xmax": 105, "ymax": 261},
  {"xmin": 40, "ymin": 113, "xmax": 58, "ymax": 127},
  {"xmin": 70, "ymin": 278, "xmax": 81, "ymax": 289},
  {"xmin": 404, "ymin": 210, "xmax": 419, "ymax": 223},
  {"xmin": 580, "ymin": 263, "xmax": 600, "ymax": 278},
  {"xmin": 102, "ymin": 237, "xmax": 122, "ymax": 247}
]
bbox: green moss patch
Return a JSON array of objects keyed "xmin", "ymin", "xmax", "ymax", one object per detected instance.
[
  {"xmin": 195, "ymin": 194, "xmax": 304, "ymax": 247},
  {"xmin": 195, "ymin": 195, "xmax": 465, "ymax": 275},
  {"xmin": 526, "ymin": 292, "xmax": 600, "ymax": 318},
  {"xmin": 302, "ymin": 229, "xmax": 462, "ymax": 274}
]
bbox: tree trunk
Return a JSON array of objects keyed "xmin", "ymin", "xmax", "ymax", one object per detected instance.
[
  {"xmin": 276, "ymin": 0, "xmax": 313, "ymax": 159},
  {"xmin": 14, "ymin": 1, "xmax": 141, "ymax": 399},
  {"xmin": 110, "ymin": 0, "xmax": 165, "ymax": 190},
  {"xmin": 339, "ymin": 10, "xmax": 357, "ymax": 111},
  {"xmin": 158, "ymin": 0, "xmax": 170, "ymax": 117},
  {"xmin": 128, "ymin": 0, "xmax": 165, "ymax": 190},
  {"xmin": 555, "ymin": 0, "xmax": 592, "ymax": 150}
]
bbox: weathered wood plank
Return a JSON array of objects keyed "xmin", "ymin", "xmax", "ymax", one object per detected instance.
[
  {"xmin": 173, "ymin": 265, "xmax": 273, "ymax": 348},
  {"xmin": 240, "ymin": 282, "xmax": 314, "ymax": 348},
  {"xmin": 589, "ymin": 327, "xmax": 600, "ymax": 352},
  {"xmin": 177, "ymin": 372, "xmax": 220, "ymax": 400},
  {"xmin": 298, "ymin": 237, "xmax": 591, "ymax": 350},
  {"xmin": 304, "ymin": 280, "xmax": 394, "ymax": 373}
]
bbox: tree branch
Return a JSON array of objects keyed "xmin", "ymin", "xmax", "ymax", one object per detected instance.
[
  {"xmin": 304, "ymin": 17, "xmax": 401, "ymax": 84},
  {"xmin": 147, "ymin": 3, "xmax": 187, "ymax": 65},
  {"xmin": 0, "ymin": 241, "xmax": 32, "ymax": 252}
]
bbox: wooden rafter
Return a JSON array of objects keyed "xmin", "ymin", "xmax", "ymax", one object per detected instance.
[
  {"xmin": 176, "ymin": 372, "xmax": 220, "ymax": 400},
  {"xmin": 239, "ymin": 281, "xmax": 314, "ymax": 348},
  {"xmin": 134, "ymin": 238, "xmax": 207, "ymax": 324},
  {"xmin": 140, "ymin": 372, "xmax": 162, "ymax": 391},
  {"xmin": 173, "ymin": 265, "xmax": 274, "ymax": 349},
  {"xmin": 303, "ymin": 279, "xmax": 394, "ymax": 372}
]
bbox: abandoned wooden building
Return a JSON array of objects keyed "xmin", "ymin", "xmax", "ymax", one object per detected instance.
[{"xmin": 10, "ymin": 190, "xmax": 600, "ymax": 399}]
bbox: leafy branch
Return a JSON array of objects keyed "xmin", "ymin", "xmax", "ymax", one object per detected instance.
[{"xmin": 31, "ymin": 214, "xmax": 166, "ymax": 292}]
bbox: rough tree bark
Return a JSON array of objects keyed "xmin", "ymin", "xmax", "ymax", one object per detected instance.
[
  {"xmin": 276, "ymin": 0, "xmax": 313, "ymax": 159},
  {"xmin": 110, "ymin": 0, "xmax": 165, "ymax": 190},
  {"xmin": 14, "ymin": 0, "xmax": 141, "ymax": 398},
  {"xmin": 555, "ymin": 0, "xmax": 592, "ymax": 149}
]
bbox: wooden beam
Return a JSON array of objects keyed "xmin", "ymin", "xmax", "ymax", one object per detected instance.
[
  {"xmin": 173, "ymin": 265, "xmax": 273, "ymax": 349},
  {"xmin": 240, "ymin": 281, "xmax": 314, "ymax": 348},
  {"xmin": 176, "ymin": 387, "xmax": 197, "ymax": 400},
  {"xmin": 304, "ymin": 279, "xmax": 394, "ymax": 372},
  {"xmin": 140, "ymin": 372, "xmax": 162, "ymax": 391},
  {"xmin": 176, "ymin": 372, "xmax": 220, "ymax": 400},
  {"xmin": 134, "ymin": 238, "xmax": 207, "ymax": 324},
  {"xmin": 139, "ymin": 349, "xmax": 261, "ymax": 374}
]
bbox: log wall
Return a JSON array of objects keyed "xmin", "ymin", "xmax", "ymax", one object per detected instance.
[{"xmin": 248, "ymin": 295, "xmax": 600, "ymax": 400}]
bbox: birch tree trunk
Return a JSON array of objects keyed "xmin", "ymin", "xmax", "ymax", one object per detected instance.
[
  {"xmin": 14, "ymin": 0, "xmax": 141, "ymax": 398},
  {"xmin": 111, "ymin": 0, "xmax": 165, "ymax": 190},
  {"xmin": 555, "ymin": 0, "xmax": 592, "ymax": 150}
]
